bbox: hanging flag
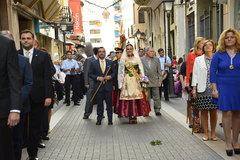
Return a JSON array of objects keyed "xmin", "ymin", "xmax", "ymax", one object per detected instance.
[
  {"xmin": 69, "ymin": 0, "xmax": 83, "ymax": 34},
  {"xmin": 119, "ymin": 20, "xmax": 123, "ymax": 35}
]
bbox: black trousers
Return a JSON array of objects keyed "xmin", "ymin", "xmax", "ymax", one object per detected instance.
[
  {"xmin": 159, "ymin": 72, "xmax": 169, "ymax": 100},
  {"xmin": 12, "ymin": 113, "xmax": 27, "ymax": 160},
  {"xmin": 64, "ymin": 75, "xmax": 77, "ymax": 103},
  {"xmin": 27, "ymin": 101, "xmax": 44, "ymax": 157},
  {"xmin": 96, "ymin": 90, "xmax": 112, "ymax": 121},
  {"xmin": 41, "ymin": 107, "xmax": 49, "ymax": 139},
  {"xmin": 75, "ymin": 74, "xmax": 84, "ymax": 101},
  {"xmin": 0, "ymin": 118, "xmax": 13, "ymax": 160}
]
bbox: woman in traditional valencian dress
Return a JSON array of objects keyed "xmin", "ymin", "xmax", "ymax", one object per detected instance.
[{"xmin": 114, "ymin": 44, "xmax": 151, "ymax": 124}]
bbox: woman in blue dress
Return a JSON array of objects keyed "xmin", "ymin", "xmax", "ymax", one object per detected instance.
[{"xmin": 210, "ymin": 28, "xmax": 240, "ymax": 157}]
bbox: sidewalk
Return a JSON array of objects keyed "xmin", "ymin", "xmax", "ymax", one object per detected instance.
[{"xmin": 21, "ymin": 97, "xmax": 234, "ymax": 160}]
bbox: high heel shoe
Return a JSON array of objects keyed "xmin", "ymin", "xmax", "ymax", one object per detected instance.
[
  {"xmin": 234, "ymin": 148, "xmax": 240, "ymax": 154},
  {"xmin": 226, "ymin": 150, "xmax": 233, "ymax": 156},
  {"xmin": 129, "ymin": 117, "xmax": 133, "ymax": 124}
]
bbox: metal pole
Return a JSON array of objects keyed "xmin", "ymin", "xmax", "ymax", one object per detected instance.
[
  {"xmin": 167, "ymin": 12, "xmax": 176, "ymax": 97},
  {"xmin": 138, "ymin": 39, "xmax": 140, "ymax": 49},
  {"xmin": 63, "ymin": 31, "xmax": 66, "ymax": 54}
]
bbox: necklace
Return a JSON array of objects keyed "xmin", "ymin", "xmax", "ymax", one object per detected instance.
[
  {"xmin": 228, "ymin": 53, "xmax": 236, "ymax": 70},
  {"xmin": 229, "ymin": 57, "xmax": 234, "ymax": 69}
]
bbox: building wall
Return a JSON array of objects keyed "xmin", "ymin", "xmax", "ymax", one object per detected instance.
[{"xmin": 174, "ymin": 1, "xmax": 186, "ymax": 57}]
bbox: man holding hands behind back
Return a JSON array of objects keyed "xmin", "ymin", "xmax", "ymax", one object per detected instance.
[{"xmin": 18, "ymin": 30, "xmax": 53, "ymax": 160}]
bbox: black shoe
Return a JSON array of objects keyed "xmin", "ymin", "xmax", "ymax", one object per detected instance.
[
  {"xmin": 38, "ymin": 143, "xmax": 46, "ymax": 148},
  {"xmin": 42, "ymin": 136, "xmax": 50, "ymax": 141},
  {"xmin": 96, "ymin": 120, "xmax": 101, "ymax": 125},
  {"xmin": 108, "ymin": 121, "xmax": 113, "ymax": 125},
  {"xmin": 74, "ymin": 102, "xmax": 80, "ymax": 105},
  {"xmin": 66, "ymin": 102, "xmax": 70, "ymax": 106},
  {"xmin": 219, "ymin": 123, "xmax": 223, "ymax": 127},
  {"xmin": 226, "ymin": 150, "xmax": 233, "ymax": 156},
  {"xmin": 83, "ymin": 115, "xmax": 89, "ymax": 119},
  {"xmin": 165, "ymin": 98, "xmax": 169, "ymax": 101},
  {"xmin": 155, "ymin": 112, "xmax": 162, "ymax": 116},
  {"xmin": 28, "ymin": 156, "xmax": 39, "ymax": 160},
  {"xmin": 188, "ymin": 124, "xmax": 193, "ymax": 128},
  {"xmin": 234, "ymin": 148, "xmax": 240, "ymax": 154}
]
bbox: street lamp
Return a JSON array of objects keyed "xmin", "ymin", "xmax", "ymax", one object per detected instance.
[
  {"xmin": 102, "ymin": 9, "xmax": 110, "ymax": 20},
  {"xmin": 163, "ymin": 0, "xmax": 176, "ymax": 97},
  {"xmin": 60, "ymin": 21, "xmax": 68, "ymax": 54},
  {"xmin": 135, "ymin": 29, "xmax": 141, "ymax": 49}
]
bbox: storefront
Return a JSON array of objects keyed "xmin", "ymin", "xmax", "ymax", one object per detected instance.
[{"xmin": 35, "ymin": 20, "xmax": 64, "ymax": 61}]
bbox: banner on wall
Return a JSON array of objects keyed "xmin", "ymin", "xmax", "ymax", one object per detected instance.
[{"xmin": 69, "ymin": 0, "xmax": 82, "ymax": 34}]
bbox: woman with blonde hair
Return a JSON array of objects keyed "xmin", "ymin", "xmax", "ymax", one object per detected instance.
[
  {"xmin": 185, "ymin": 37, "xmax": 205, "ymax": 130},
  {"xmin": 192, "ymin": 40, "xmax": 218, "ymax": 141},
  {"xmin": 210, "ymin": 28, "xmax": 240, "ymax": 156}
]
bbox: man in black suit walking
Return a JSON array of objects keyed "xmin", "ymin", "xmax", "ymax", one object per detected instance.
[
  {"xmin": 89, "ymin": 47, "xmax": 116, "ymax": 125},
  {"xmin": 18, "ymin": 30, "xmax": 53, "ymax": 160},
  {"xmin": 0, "ymin": 35, "xmax": 22, "ymax": 160}
]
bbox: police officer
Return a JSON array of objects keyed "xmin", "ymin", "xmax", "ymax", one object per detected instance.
[{"xmin": 61, "ymin": 51, "xmax": 79, "ymax": 106}]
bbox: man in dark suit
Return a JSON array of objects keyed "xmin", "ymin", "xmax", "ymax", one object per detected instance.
[
  {"xmin": 89, "ymin": 47, "xmax": 116, "ymax": 125},
  {"xmin": 0, "ymin": 35, "xmax": 22, "ymax": 160},
  {"xmin": 18, "ymin": 30, "xmax": 53, "ymax": 160},
  {"xmin": 112, "ymin": 48, "xmax": 123, "ymax": 111},
  {"xmin": 112, "ymin": 48, "xmax": 123, "ymax": 90},
  {"xmin": 1, "ymin": 31, "xmax": 33, "ymax": 160},
  {"xmin": 14, "ymin": 54, "xmax": 33, "ymax": 160},
  {"xmin": 83, "ymin": 47, "xmax": 98, "ymax": 119}
]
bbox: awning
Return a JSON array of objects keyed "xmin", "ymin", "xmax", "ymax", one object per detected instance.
[
  {"xmin": 139, "ymin": 6, "xmax": 152, "ymax": 12},
  {"xmin": 41, "ymin": 0, "xmax": 63, "ymax": 22},
  {"xmin": 12, "ymin": 0, "xmax": 64, "ymax": 23},
  {"xmin": 12, "ymin": 2, "xmax": 48, "ymax": 23}
]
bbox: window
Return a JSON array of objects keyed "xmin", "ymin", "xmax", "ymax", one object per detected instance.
[
  {"xmin": 90, "ymin": 29, "xmax": 101, "ymax": 34},
  {"xmin": 217, "ymin": 4, "xmax": 223, "ymax": 39},
  {"xmin": 138, "ymin": 10, "xmax": 145, "ymax": 23},
  {"xmin": 200, "ymin": 11, "xmax": 211, "ymax": 39},
  {"xmin": 89, "ymin": 20, "xmax": 101, "ymax": 26},
  {"xmin": 188, "ymin": 13, "xmax": 195, "ymax": 50},
  {"xmin": 234, "ymin": 1, "xmax": 240, "ymax": 31},
  {"xmin": 90, "ymin": 38, "xmax": 102, "ymax": 43}
]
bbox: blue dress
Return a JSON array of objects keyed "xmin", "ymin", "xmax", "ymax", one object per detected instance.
[{"xmin": 210, "ymin": 52, "xmax": 240, "ymax": 111}]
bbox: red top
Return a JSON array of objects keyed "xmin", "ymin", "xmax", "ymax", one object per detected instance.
[
  {"xmin": 186, "ymin": 52, "xmax": 202, "ymax": 83},
  {"xmin": 172, "ymin": 60, "xmax": 177, "ymax": 65}
]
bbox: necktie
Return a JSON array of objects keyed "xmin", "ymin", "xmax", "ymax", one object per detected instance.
[
  {"xmin": 26, "ymin": 51, "xmax": 31, "ymax": 63},
  {"xmin": 101, "ymin": 60, "xmax": 105, "ymax": 73}
]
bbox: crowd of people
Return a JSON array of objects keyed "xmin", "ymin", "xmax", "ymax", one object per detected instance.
[
  {"xmin": 179, "ymin": 28, "xmax": 240, "ymax": 157},
  {"xmin": 1, "ymin": 27, "xmax": 240, "ymax": 160}
]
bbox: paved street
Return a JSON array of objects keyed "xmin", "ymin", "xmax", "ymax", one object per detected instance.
[{"xmin": 22, "ymin": 97, "xmax": 240, "ymax": 160}]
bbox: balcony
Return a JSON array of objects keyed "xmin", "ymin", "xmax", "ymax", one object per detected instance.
[{"xmin": 114, "ymin": 16, "xmax": 121, "ymax": 22}]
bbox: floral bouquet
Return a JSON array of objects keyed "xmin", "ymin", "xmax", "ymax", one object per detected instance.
[{"xmin": 140, "ymin": 76, "xmax": 149, "ymax": 99}]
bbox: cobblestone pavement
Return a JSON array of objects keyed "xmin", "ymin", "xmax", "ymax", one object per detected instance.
[{"xmin": 22, "ymin": 97, "xmax": 227, "ymax": 160}]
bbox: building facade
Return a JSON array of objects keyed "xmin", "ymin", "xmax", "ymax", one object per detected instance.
[
  {"xmin": 132, "ymin": 0, "xmax": 240, "ymax": 60},
  {"xmin": 0, "ymin": 0, "xmax": 69, "ymax": 60}
]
